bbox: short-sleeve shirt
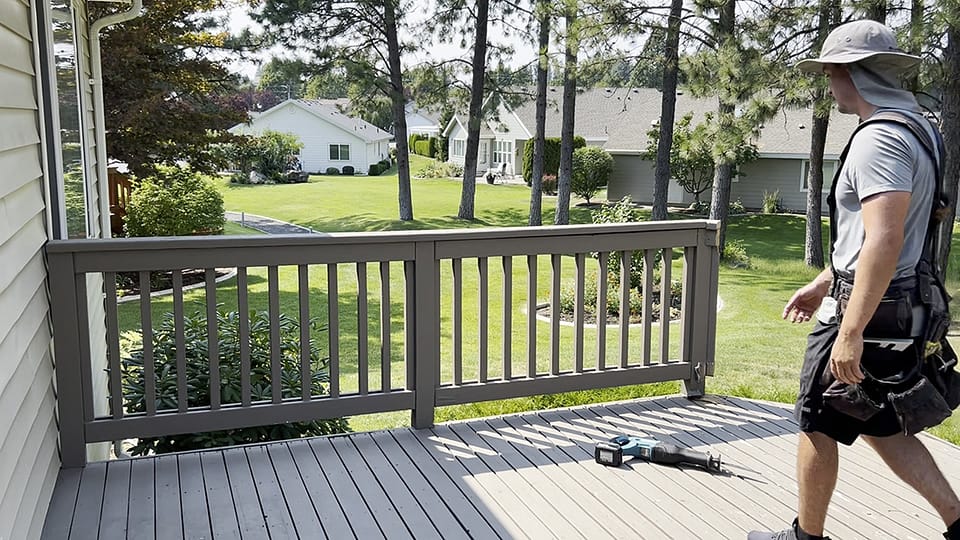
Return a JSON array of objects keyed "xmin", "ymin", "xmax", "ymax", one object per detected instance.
[{"xmin": 831, "ymin": 109, "xmax": 937, "ymax": 279}]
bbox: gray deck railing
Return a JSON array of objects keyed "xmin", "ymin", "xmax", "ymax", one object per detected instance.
[{"xmin": 46, "ymin": 221, "xmax": 720, "ymax": 468}]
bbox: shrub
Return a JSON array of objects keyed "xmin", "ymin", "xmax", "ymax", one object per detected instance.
[
  {"xmin": 591, "ymin": 196, "xmax": 662, "ymax": 291},
  {"xmin": 723, "ymin": 239, "xmax": 751, "ymax": 268},
  {"xmin": 125, "ymin": 165, "xmax": 224, "ymax": 237},
  {"xmin": 688, "ymin": 199, "xmax": 709, "ymax": 214},
  {"xmin": 541, "ymin": 174, "xmax": 558, "ymax": 195},
  {"xmin": 408, "ymin": 133, "xmax": 422, "ymax": 152},
  {"xmin": 428, "ymin": 137, "xmax": 439, "ymax": 158},
  {"xmin": 571, "ymin": 146, "xmax": 614, "ymax": 204},
  {"xmin": 342, "ymin": 165, "xmax": 355, "ymax": 175},
  {"xmin": 121, "ymin": 309, "xmax": 350, "ymax": 455},
  {"xmin": 729, "ymin": 198, "xmax": 746, "ymax": 214},
  {"xmin": 417, "ymin": 161, "xmax": 463, "ymax": 179},
  {"xmin": 762, "ymin": 190, "xmax": 783, "ymax": 214},
  {"xmin": 522, "ymin": 136, "xmax": 587, "ymax": 185},
  {"xmin": 414, "ymin": 140, "xmax": 431, "ymax": 157},
  {"xmin": 379, "ymin": 159, "xmax": 392, "ymax": 170},
  {"xmin": 368, "ymin": 163, "xmax": 382, "ymax": 176},
  {"xmin": 325, "ymin": 167, "xmax": 340, "ymax": 175}
]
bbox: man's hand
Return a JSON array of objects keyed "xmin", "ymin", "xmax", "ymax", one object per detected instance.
[
  {"xmin": 783, "ymin": 275, "xmax": 832, "ymax": 323},
  {"xmin": 831, "ymin": 331, "xmax": 865, "ymax": 384}
]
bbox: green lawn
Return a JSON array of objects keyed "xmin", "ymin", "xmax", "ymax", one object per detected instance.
[{"xmin": 121, "ymin": 161, "xmax": 960, "ymax": 442}]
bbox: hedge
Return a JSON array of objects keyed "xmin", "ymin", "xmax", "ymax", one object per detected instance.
[{"xmin": 522, "ymin": 135, "xmax": 587, "ymax": 185}]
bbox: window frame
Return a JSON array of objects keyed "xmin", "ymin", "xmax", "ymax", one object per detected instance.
[
  {"xmin": 329, "ymin": 143, "xmax": 350, "ymax": 161},
  {"xmin": 800, "ymin": 159, "xmax": 838, "ymax": 193}
]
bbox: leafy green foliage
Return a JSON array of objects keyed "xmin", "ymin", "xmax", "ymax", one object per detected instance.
[
  {"xmin": 522, "ymin": 136, "xmax": 586, "ymax": 185},
  {"xmin": 571, "ymin": 146, "xmax": 613, "ymax": 204},
  {"xmin": 590, "ymin": 197, "xmax": 662, "ymax": 291},
  {"xmin": 124, "ymin": 166, "xmax": 224, "ymax": 237},
  {"xmin": 326, "ymin": 167, "xmax": 341, "ymax": 175},
  {"xmin": 220, "ymin": 131, "xmax": 304, "ymax": 184},
  {"xmin": 722, "ymin": 239, "xmax": 751, "ymax": 268},
  {"xmin": 342, "ymin": 165, "xmax": 355, "ymax": 175},
  {"xmin": 763, "ymin": 190, "xmax": 783, "ymax": 214},
  {"xmin": 121, "ymin": 309, "xmax": 350, "ymax": 455},
  {"xmin": 416, "ymin": 161, "xmax": 463, "ymax": 179},
  {"xmin": 97, "ymin": 0, "xmax": 248, "ymax": 177}
]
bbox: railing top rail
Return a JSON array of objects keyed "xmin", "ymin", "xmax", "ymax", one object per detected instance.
[{"xmin": 46, "ymin": 220, "xmax": 720, "ymax": 254}]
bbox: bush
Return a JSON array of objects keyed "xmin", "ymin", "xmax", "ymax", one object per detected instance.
[
  {"xmin": 379, "ymin": 159, "xmax": 392, "ymax": 171},
  {"xmin": 541, "ymin": 174, "xmax": 558, "ymax": 195},
  {"xmin": 408, "ymin": 133, "xmax": 422, "ymax": 151},
  {"xmin": 325, "ymin": 167, "xmax": 340, "ymax": 175},
  {"xmin": 522, "ymin": 136, "xmax": 587, "ymax": 185},
  {"xmin": 417, "ymin": 161, "xmax": 463, "ymax": 179},
  {"xmin": 723, "ymin": 239, "xmax": 751, "ymax": 268},
  {"xmin": 121, "ymin": 309, "xmax": 350, "ymax": 455},
  {"xmin": 591, "ymin": 196, "xmax": 662, "ymax": 291},
  {"xmin": 414, "ymin": 140, "xmax": 431, "ymax": 157},
  {"xmin": 762, "ymin": 190, "xmax": 783, "ymax": 214},
  {"xmin": 368, "ymin": 163, "xmax": 383, "ymax": 176},
  {"xmin": 342, "ymin": 165, "xmax": 355, "ymax": 175},
  {"xmin": 428, "ymin": 137, "xmax": 439, "ymax": 158},
  {"xmin": 571, "ymin": 146, "xmax": 614, "ymax": 204},
  {"xmin": 125, "ymin": 166, "xmax": 224, "ymax": 237},
  {"xmin": 729, "ymin": 198, "xmax": 746, "ymax": 214},
  {"xmin": 228, "ymin": 131, "xmax": 304, "ymax": 184}
]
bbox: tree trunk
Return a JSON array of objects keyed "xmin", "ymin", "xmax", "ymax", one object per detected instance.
[
  {"xmin": 651, "ymin": 0, "xmax": 683, "ymax": 222},
  {"xmin": 905, "ymin": 0, "xmax": 923, "ymax": 94},
  {"xmin": 860, "ymin": 0, "xmax": 887, "ymax": 22},
  {"xmin": 458, "ymin": 0, "xmax": 489, "ymax": 220},
  {"xmin": 804, "ymin": 0, "xmax": 834, "ymax": 268},
  {"xmin": 529, "ymin": 1, "xmax": 549, "ymax": 226},
  {"xmin": 383, "ymin": 0, "xmax": 413, "ymax": 221},
  {"xmin": 805, "ymin": 111, "xmax": 829, "ymax": 268},
  {"xmin": 707, "ymin": 0, "xmax": 735, "ymax": 253},
  {"xmin": 555, "ymin": 0, "xmax": 577, "ymax": 225},
  {"xmin": 938, "ymin": 23, "xmax": 960, "ymax": 281}
]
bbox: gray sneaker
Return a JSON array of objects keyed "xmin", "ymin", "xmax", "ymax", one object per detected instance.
[{"xmin": 748, "ymin": 519, "xmax": 830, "ymax": 540}]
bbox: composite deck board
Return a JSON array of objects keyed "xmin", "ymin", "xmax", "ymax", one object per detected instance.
[
  {"xmin": 153, "ymin": 455, "xmax": 183, "ymax": 540},
  {"xmin": 43, "ymin": 396, "xmax": 960, "ymax": 539}
]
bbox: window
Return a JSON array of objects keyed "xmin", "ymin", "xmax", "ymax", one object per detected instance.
[
  {"xmin": 329, "ymin": 144, "xmax": 350, "ymax": 161},
  {"xmin": 452, "ymin": 139, "xmax": 465, "ymax": 157},
  {"xmin": 801, "ymin": 159, "xmax": 838, "ymax": 192},
  {"xmin": 494, "ymin": 140, "xmax": 513, "ymax": 165},
  {"xmin": 479, "ymin": 141, "xmax": 487, "ymax": 164}
]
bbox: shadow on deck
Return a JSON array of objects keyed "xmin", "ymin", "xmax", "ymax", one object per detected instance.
[{"xmin": 41, "ymin": 395, "xmax": 959, "ymax": 539}]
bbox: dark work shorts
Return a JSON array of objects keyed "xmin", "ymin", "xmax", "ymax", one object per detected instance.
[{"xmin": 795, "ymin": 321, "xmax": 921, "ymax": 445}]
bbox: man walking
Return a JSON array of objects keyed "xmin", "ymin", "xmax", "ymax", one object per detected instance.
[{"xmin": 750, "ymin": 20, "xmax": 960, "ymax": 540}]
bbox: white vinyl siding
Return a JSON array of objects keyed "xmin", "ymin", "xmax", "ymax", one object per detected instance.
[{"xmin": 0, "ymin": 0, "xmax": 60, "ymax": 536}]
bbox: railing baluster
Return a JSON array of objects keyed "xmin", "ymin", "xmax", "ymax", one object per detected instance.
[
  {"xmin": 357, "ymin": 262, "xmax": 368, "ymax": 396},
  {"xmin": 619, "ymin": 251, "xmax": 630, "ymax": 368},
  {"xmin": 104, "ymin": 272, "xmax": 122, "ymax": 418},
  {"xmin": 206, "ymin": 269, "xmax": 219, "ymax": 410},
  {"xmin": 238, "ymin": 268, "xmax": 251, "ymax": 407},
  {"xmin": 381, "ymin": 261, "xmax": 391, "ymax": 393},
  {"xmin": 300, "ymin": 265, "xmax": 311, "ymax": 401},
  {"xmin": 642, "ymin": 249, "xmax": 655, "ymax": 366},
  {"xmin": 527, "ymin": 255, "xmax": 537, "ymax": 378},
  {"xmin": 550, "ymin": 254, "xmax": 561, "ymax": 375},
  {"xmin": 478, "ymin": 257, "xmax": 488, "ymax": 383},
  {"xmin": 269, "ymin": 266, "xmax": 281, "ymax": 404},
  {"xmin": 660, "ymin": 248, "xmax": 672, "ymax": 364},
  {"xmin": 172, "ymin": 271, "xmax": 186, "ymax": 413},
  {"xmin": 328, "ymin": 264, "xmax": 340, "ymax": 398},
  {"xmin": 404, "ymin": 260, "xmax": 414, "ymax": 392},
  {"xmin": 574, "ymin": 253, "xmax": 585, "ymax": 373},
  {"xmin": 139, "ymin": 271, "xmax": 155, "ymax": 416},
  {"xmin": 597, "ymin": 253, "xmax": 608, "ymax": 371},
  {"xmin": 452, "ymin": 258, "xmax": 462, "ymax": 385},
  {"xmin": 501, "ymin": 256, "xmax": 512, "ymax": 381},
  {"xmin": 680, "ymin": 246, "xmax": 696, "ymax": 367}
]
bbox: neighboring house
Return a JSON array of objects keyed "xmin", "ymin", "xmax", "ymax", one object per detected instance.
[
  {"xmin": 230, "ymin": 99, "xmax": 392, "ymax": 174},
  {"xmin": 405, "ymin": 102, "xmax": 442, "ymax": 137},
  {"xmin": 445, "ymin": 87, "xmax": 861, "ymax": 211}
]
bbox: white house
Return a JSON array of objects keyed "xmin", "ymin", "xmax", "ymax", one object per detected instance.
[
  {"xmin": 230, "ymin": 99, "xmax": 392, "ymax": 175},
  {"xmin": 405, "ymin": 102, "xmax": 442, "ymax": 137},
  {"xmin": 446, "ymin": 88, "xmax": 861, "ymax": 212}
]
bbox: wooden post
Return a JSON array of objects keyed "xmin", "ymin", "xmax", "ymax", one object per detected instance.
[{"xmin": 411, "ymin": 241, "xmax": 439, "ymax": 428}]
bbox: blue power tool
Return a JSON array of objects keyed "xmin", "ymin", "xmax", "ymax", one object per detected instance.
[{"xmin": 595, "ymin": 435, "xmax": 722, "ymax": 472}]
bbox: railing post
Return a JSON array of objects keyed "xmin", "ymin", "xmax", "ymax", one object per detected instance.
[
  {"xmin": 46, "ymin": 252, "xmax": 88, "ymax": 467},
  {"xmin": 680, "ymin": 226, "xmax": 718, "ymax": 398},
  {"xmin": 411, "ymin": 241, "xmax": 439, "ymax": 428}
]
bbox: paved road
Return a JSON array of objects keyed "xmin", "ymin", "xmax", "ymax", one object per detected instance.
[{"xmin": 225, "ymin": 211, "xmax": 315, "ymax": 235}]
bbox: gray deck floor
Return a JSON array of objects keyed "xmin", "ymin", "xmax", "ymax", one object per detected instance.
[{"xmin": 41, "ymin": 395, "xmax": 960, "ymax": 539}]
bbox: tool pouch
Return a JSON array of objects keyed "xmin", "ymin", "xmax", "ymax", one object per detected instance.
[
  {"xmin": 923, "ymin": 339, "xmax": 960, "ymax": 410},
  {"xmin": 888, "ymin": 376, "xmax": 953, "ymax": 435},
  {"xmin": 822, "ymin": 381, "xmax": 885, "ymax": 421}
]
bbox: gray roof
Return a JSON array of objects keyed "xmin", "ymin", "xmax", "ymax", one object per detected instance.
[
  {"xmin": 505, "ymin": 87, "xmax": 859, "ymax": 158},
  {"xmin": 294, "ymin": 99, "xmax": 392, "ymax": 142}
]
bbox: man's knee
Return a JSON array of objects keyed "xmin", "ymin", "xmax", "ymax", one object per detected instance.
[{"xmin": 800, "ymin": 431, "xmax": 839, "ymax": 450}]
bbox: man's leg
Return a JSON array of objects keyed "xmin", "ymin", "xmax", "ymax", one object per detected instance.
[
  {"xmin": 797, "ymin": 431, "xmax": 839, "ymax": 536},
  {"xmin": 862, "ymin": 433, "xmax": 960, "ymax": 526}
]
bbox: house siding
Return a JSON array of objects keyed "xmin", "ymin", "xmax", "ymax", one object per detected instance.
[{"xmin": 0, "ymin": 0, "xmax": 60, "ymax": 537}]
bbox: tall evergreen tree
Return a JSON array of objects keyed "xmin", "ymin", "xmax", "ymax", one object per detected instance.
[
  {"xmin": 457, "ymin": 0, "xmax": 490, "ymax": 220},
  {"xmin": 651, "ymin": 0, "xmax": 683, "ymax": 222},
  {"xmin": 555, "ymin": 0, "xmax": 580, "ymax": 225},
  {"xmin": 529, "ymin": 0, "xmax": 551, "ymax": 226},
  {"xmin": 938, "ymin": 1, "xmax": 960, "ymax": 280}
]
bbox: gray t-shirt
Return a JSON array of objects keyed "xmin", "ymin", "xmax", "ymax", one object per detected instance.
[{"xmin": 832, "ymin": 109, "xmax": 937, "ymax": 279}]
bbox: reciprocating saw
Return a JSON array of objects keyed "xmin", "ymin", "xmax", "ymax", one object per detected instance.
[{"xmin": 595, "ymin": 435, "xmax": 722, "ymax": 472}]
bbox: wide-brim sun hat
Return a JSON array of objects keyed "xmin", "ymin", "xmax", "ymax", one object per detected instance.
[{"xmin": 796, "ymin": 20, "xmax": 921, "ymax": 74}]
